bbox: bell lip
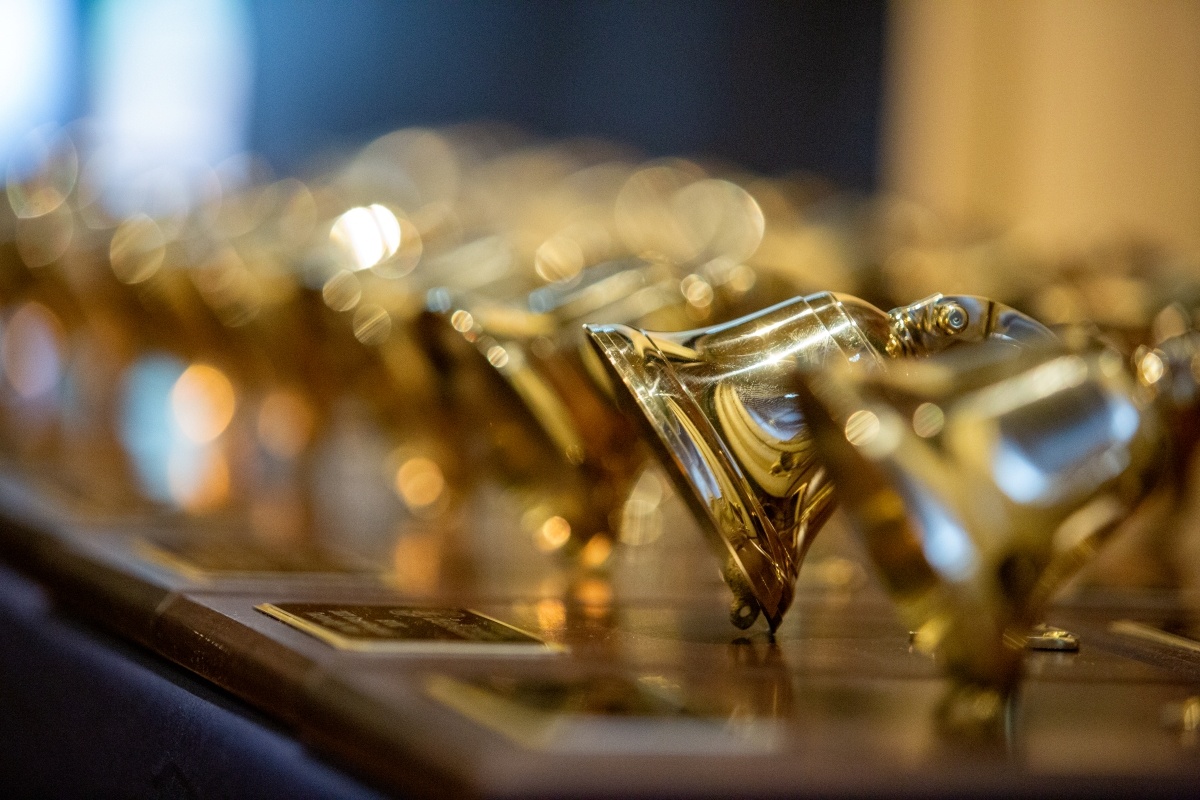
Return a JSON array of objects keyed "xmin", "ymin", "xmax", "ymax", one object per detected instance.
[{"xmin": 583, "ymin": 322, "xmax": 791, "ymax": 630}]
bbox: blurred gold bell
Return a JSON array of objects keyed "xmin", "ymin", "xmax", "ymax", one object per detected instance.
[
  {"xmin": 421, "ymin": 256, "xmax": 785, "ymax": 556},
  {"xmin": 795, "ymin": 341, "xmax": 1164, "ymax": 714},
  {"xmin": 585, "ymin": 292, "xmax": 1054, "ymax": 629}
]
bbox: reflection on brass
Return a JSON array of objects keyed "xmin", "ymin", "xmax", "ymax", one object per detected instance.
[
  {"xmin": 796, "ymin": 341, "xmax": 1163, "ymax": 713},
  {"xmin": 585, "ymin": 292, "xmax": 1053, "ymax": 630},
  {"xmin": 256, "ymin": 603, "xmax": 562, "ymax": 654},
  {"xmin": 727, "ymin": 637, "xmax": 794, "ymax": 719}
]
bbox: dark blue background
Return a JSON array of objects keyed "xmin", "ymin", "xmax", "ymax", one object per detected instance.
[{"xmin": 245, "ymin": 1, "xmax": 886, "ymax": 188}]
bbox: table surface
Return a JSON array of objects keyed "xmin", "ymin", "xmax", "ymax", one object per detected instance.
[{"xmin": 2, "ymin": 469, "xmax": 1200, "ymax": 799}]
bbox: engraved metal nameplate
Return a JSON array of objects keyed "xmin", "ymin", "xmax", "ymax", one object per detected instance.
[{"xmin": 256, "ymin": 603, "xmax": 562, "ymax": 654}]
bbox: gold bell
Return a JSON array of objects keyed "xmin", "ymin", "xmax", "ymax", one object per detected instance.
[
  {"xmin": 419, "ymin": 258, "xmax": 696, "ymax": 554},
  {"xmin": 585, "ymin": 292, "xmax": 1054, "ymax": 630},
  {"xmin": 794, "ymin": 341, "xmax": 1164, "ymax": 712}
]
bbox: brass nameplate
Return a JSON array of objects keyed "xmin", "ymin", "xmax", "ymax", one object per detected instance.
[{"xmin": 256, "ymin": 603, "xmax": 561, "ymax": 654}]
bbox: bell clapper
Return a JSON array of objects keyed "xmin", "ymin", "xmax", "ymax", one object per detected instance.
[{"xmin": 730, "ymin": 594, "xmax": 762, "ymax": 630}]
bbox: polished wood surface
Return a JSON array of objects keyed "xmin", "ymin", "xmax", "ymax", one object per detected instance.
[{"xmin": 2, "ymin": 467, "xmax": 1199, "ymax": 798}]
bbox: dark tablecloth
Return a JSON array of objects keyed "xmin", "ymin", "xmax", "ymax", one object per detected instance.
[{"xmin": 0, "ymin": 563, "xmax": 386, "ymax": 799}]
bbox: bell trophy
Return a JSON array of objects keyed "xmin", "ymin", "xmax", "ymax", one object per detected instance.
[
  {"xmin": 793, "ymin": 341, "xmax": 1166, "ymax": 725},
  {"xmin": 584, "ymin": 291, "xmax": 1055, "ymax": 630}
]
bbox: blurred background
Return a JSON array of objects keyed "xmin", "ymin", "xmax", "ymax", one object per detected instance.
[
  {"xmin": 0, "ymin": 0, "xmax": 886, "ymax": 196},
  {"xmin": 2, "ymin": 0, "xmax": 1200, "ymax": 596},
  {"xmin": 4, "ymin": 0, "xmax": 1197, "ymax": 252}
]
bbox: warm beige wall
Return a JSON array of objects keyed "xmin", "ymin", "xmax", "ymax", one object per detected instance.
[{"xmin": 883, "ymin": 0, "xmax": 1200, "ymax": 255}]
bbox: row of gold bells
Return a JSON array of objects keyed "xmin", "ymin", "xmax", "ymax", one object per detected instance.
[
  {"xmin": 1, "ymin": 124, "xmax": 1196, "ymax": 723},
  {"xmin": 0, "ymin": 126, "xmax": 799, "ymax": 555}
]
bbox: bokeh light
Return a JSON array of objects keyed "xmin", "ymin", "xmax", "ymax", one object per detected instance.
[
  {"xmin": 2, "ymin": 301, "xmax": 64, "ymax": 401},
  {"xmin": 257, "ymin": 388, "xmax": 316, "ymax": 460},
  {"xmin": 394, "ymin": 456, "xmax": 446, "ymax": 511},
  {"xmin": 171, "ymin": 363, "xmax": 236, "ymax": 443},
  {"xmin": 535, "ymin": 515, "xmax": 572, "ymax": 552},
  {"xmin": 331, "ymin": 204, "xmax": 404, "ymax": 271}
]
